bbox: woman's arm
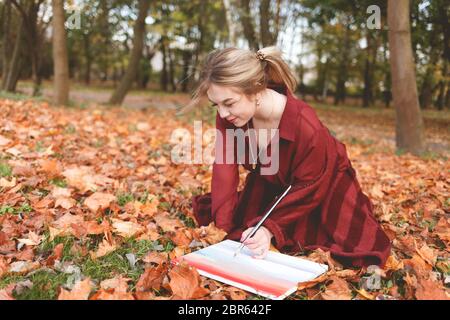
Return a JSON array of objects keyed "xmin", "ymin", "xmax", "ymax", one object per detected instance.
[
  {"xmin": 211, "ymin": 113, "xmax": 240, "ymax": 233},
  {"xmin": 244, "ymin": 128, "xmax": 338, "ymax": 250}
]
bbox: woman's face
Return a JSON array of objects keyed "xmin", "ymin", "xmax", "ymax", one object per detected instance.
[{"xmin": 206, "ymin": 83, "xmax": 257, "ymax": 127}]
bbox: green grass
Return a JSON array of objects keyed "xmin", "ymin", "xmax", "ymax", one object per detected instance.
[
  {"xmin": 0, "ymin": 205, "xmax": 15, "ymax": 215},
  {"xmin": 0, "ymin": 162, "xmax": 12, "ymax": 177},
  {"xmin": 0, "ymin": 203, "xmax": 32, "ymax": 216},
  {"xmin": 0, "ymin": 271, "xmax": 71, "ymax": 300},
  {"xmin": 49, "ymin": 178, "xmax": 68, "ymax": 188},
  {"xmin": 176, "ymin": 212, "xmax": 196, "ymax": 228},
  {"xmin": 80, "ymin": 238, "xmax": 169, "ymax": 288},
  {"xmin": 116, "ymin": 192, "xmax": 135, "ymax": 206},
  {"xmin": 419, "ymin": 150, "xmax": 449, "ymax": 161},
  {"xmin": 0, "ymin": 90, "xmax": 46, "ymax": 102},
  {"xmin": 0, "ymin": 235, "xmax": 175, "ymax": 299}
]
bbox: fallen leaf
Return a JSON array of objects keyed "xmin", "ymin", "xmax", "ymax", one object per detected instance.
[
  {"xmin": 136, "ymin": 264, "xmax": 168, "ymax": 293},
  {"xmin": 415, "ymin": 278, "xmax": 449, "ymax": 300},
  {"xmin": 84, "ymin": 192, "xmax": 116, "ymax": 212},
  {"xmin": 0, "ymin": 284, "xmax": 15, "ymax": 300},
  {"xmin": 321, "ymin": 276, "xmax": 352, "ymax": 300},
  {"xmin": 90, "ymin": 239, "xmax": 117, "ymax": 259},
  {"xmin": 142, "ymin": 251, "xmax": 169, "ymax": 265},
  {"xmin": 58, "ymin": 278, "xmax": 92, "ymax": 300},
  {"xmin": 154, "ymin": 212, "xmax": 184, "ymax": 233},
  {"xmin": 17, "ymin": 231, "xmax": 43, "ymax": 246},
  {"xmin": 111, "ymin": 218, "xmax": 144, "ymax": 238},
  {"xmin": 9, "ymin": 261, "xmax": 40, "ymax": 274},
  {"xmin": 194, "ymin": 222, "xmax": 227, "ymax": 245},
  {"xmin": 168, "ymin": 262, "xmax": 209, "ymax": 299}
]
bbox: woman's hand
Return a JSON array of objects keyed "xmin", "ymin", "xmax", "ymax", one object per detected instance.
[{"xmin": 240, "ymin": 226, "xmax": 273, "ymax": 259}]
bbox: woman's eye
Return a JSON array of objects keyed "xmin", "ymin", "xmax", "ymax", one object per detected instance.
[{"xmin": 211, "ymin": 102, "xmax": 233, "ymax": 108}]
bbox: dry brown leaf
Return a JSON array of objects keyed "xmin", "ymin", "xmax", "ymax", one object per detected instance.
[
  {"xmin": 136, "ymin": 264, "xmax": 168, "ymax": 293},
  {"xmin": 58, "ymin": 278, "xmax": 92, "ymax": 300},
  {"xmin": 17, "ymin": 231, "xmax": 43, "ymax": 246},
  {"xmin": 0, "ymin": 284, "xmax": 15, "ymax": 300},
  {"xmin": 154, "ymin": 212, "xmax": 184, "ymax": 233},
  {"xmin": 297, "ymin": 272, "xmax": 330, "ymax": 291},
  {"xmin": 195, "ymin": 222, "xmax": 227, "ymax": 245},
  {"xmin": 415, "ymin": 242, "xmax": 437, "ymax": 266},
  {"xmin": 142, "ymin": 251, "xmax": 169, "ymax": 265},
  {"xmin": 321, "ymin": 276, "xmax": 352, "ymax": 300},
  {"xmin": 84, "ymin": 192, "xmax": 116, "ymax": 212},
  {"xmin": 39, "ymin": 159, "xmax": 62, "ymax": 178},
  {"xmin": 415, "ymin": 278, "xmax": 449, "ymax": 300},
  {"xmin": 111, "ymin": 218, "xmax": 144, "ymax": 238},
  {"xmin": 9, "ymin": 261, "xmax": 40, "ymax": 274},
  {"xmin": 168, "ymin": 262, "xmax": 209, "ymax": 299},
  {"xmin": 46, "ymin": 243, "xmax": 64, "ymax": 266},
  {"xmin": 90, "ymin": 238, "xmax": 117, "ymax": 259}
]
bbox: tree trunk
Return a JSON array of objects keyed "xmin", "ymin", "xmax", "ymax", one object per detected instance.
[
  {"xmin": 108, "ymin": 0, "xmax": 150, "ymax": 105},
  {"xmin": 259, "ymin": 0, "xmax": 275, "ymax": 46},
  {"xmin": 11, "ymin": 0, "xmax": 44, "ymax": 96},
  {"xmin": 83, "ymin": 32, "xmax": 92, "ymax": 84},
  {"xmin": 160, "ymin": 36, "xmax": 168, "ymax": 92},
  {"xmin": 1, "ymin": 0, "xmax": 12, "ymax": 90},
  {"xmin": 223, "ymin": 0, "xmax": 238, "ymax": 46},
  {"xmin": 4, "ymin": 18, "xmax": 23, "ymax": 92},
  {"xmin": 168, "ymin": 45, "xmax": 176, "ymax": 92},
  {"xmin": 51, "ymin": 0, "xmax": 69, "ymax": 105},
  {"xmin": 181, "ymin": 49, "xmax": 192, "ymax": 92},
  {"xmin": 238, "ymin": 0, "xmax": 259, "ymax": 50},
  {"xmin": 334, "ymin": 22, "xmax": 350, "ymax": 105},
  {"xmin": 99, "ymin": 1, "xmax": 110, "ymax": 82},
  {"xmin": 436, "ymin": 59, "xmax": 448, "ymax": 110},
  {"xmin": 388, "ymin": 0, "xmax": 425, "ymax": 155},
  {"xmin": 362, "ymin": 31, "xmax": 377, "ymax": 108},
  {"xmin": 435, "ymin": 0, "xmax": 449, "ymax": 110}
]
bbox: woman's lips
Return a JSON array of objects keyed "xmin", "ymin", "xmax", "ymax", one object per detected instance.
[{"xmin": 228, "ymin": 117, "xmax": 237, "ymax": 123}]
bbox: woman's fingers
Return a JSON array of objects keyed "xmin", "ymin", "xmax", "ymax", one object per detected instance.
[
  {"xmin": 243, "ymin": 232, "xmax": 264, "ymax": 243},
  {"xmin": 253, "ymin": 251, "xmax": 267, "ymax": 259},
  {"xmin": 240, "ymin": 229, "xmax": 251, "ymax": 239},
  {"xmin": 252, "ymin": 246, "xmax": 268, "ymax": 259},
  {"xmin": 245, "ymin": 242, "xmax": 260, "ymax": 250}
]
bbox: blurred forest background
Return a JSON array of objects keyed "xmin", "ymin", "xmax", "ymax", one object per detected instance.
[{"xmin": 0, "ymin": 0, "xmax": 448, "ymax": 154}]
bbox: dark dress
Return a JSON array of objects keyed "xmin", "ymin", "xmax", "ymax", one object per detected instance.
[{"xmin": 191, "ymin": 84, "xmax": 391, "ymax": 268}]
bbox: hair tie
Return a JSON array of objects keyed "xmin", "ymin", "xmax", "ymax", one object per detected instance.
[{"xmin": 255, "ymin": 51, "xmax": 265, "ymax": 61}]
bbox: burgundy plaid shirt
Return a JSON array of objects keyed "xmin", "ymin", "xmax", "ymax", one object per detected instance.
[{"xmin": 192, "ymin": 84, "xmax": 391, "ymax": 268}]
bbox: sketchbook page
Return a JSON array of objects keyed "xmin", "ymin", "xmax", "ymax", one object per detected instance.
[{"xmin": 171, "ymin": 239, "xmax": 328, "ymax": 300}]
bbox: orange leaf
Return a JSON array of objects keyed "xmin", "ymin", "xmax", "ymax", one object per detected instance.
[
  {"xmin": 58, "ymin": 278, "xmax": 92, "ymax": 300},
  {"xmin": 320, "ymin": 276, "xmax": 352, "ymax": 300},
  {"xmin": 136, "ymin": 264, "xmax": 168, "ymax": 292},
  {"xmin": 84, "ymin": 192, "xmax": 116, "ymax": 212},
  {"xmin": 415, "ymin": 278, "xmax": 449, "ymax": 300},
  {"xmin": 168, "ymin": 262, "xmax": 209, "ymax": 299},
  {"xmin": 90, "ymin": 239, "xmax": 117, "ymax": 259}
]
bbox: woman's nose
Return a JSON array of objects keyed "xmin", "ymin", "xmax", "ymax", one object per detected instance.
[{"xmin": 217, "ymin": 106, "xmax": 230, "ymax": 119}]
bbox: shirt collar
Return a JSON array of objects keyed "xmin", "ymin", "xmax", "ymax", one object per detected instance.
[{"xmin": 269, "ymin": 84, "xmax": 297, "ymax": 142}]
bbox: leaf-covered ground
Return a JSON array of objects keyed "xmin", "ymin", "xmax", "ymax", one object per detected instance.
[{"xmin": 0, "ymin": 97, "xmax": 448, "ymax": 300}]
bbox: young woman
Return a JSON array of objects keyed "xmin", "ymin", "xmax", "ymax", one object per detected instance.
[{"xmin": 183, "ymin": 46, "xmax": 391, "ymax": 268}]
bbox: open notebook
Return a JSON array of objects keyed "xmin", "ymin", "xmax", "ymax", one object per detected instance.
[{"xmin": 170, "ymin": 239, "xmax": 328, "ymax": 300}]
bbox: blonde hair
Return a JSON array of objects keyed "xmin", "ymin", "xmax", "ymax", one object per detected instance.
[{"xmin": 177, "ymin": 46, "xmax": 298, "ymax": 114}]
